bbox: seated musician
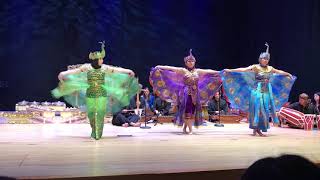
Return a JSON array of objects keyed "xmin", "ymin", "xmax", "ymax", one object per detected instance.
[
  {"xmin": 288, "ymin": 93, "xmax": 318, "ymax": 115},
  {"xmin": 281, "ymin": 93, "xmax": 319, "ymax": 128},
  {"xmin": 208, "ymin": 91, "xmax": 229, "ymax": 122},
  {"xmin": 141, "ymin": 87, "xmax": 173, "ymax": 123},
  {"xmin": 140, "ymin": 87, "xmax": 155, "ymax": 115},
  {"xmin": 314, "ymin": 92, "xmax": 320, "ymax": 114},
  {"xmin": 154, "ymin": 95, "xmax": 172, "ymax": 116},
  {"xmin": 112, "ymin": 96, "xmax": 141, "ymax": 127}
]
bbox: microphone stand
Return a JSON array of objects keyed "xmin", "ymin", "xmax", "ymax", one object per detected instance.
[
  {"xmin": 140, "ymin": 95, "xmax": 151, "ymax": 129},
  {"xmin": 214, "ymin": 84, "xmax": 224, "ymax": 127}
]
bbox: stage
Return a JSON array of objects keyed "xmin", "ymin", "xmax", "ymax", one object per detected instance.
[{"xmin": 0, "ymin": 122, "xmax": 320, "ymax": 179}]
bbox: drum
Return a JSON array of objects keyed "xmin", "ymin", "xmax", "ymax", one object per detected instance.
[
  {"xmin": 210, "ymin": 115, "xmax": 242, "ymax": 123},
  {"xmin": 278, "ymin": 107, "xmax": 304, "ymax": 128},
  {"xmin": 304, "ymin": 114, "xmax": 315, "ymax": 131}
]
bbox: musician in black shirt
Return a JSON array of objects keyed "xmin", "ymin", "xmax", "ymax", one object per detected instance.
[
  {"xmin": 112, "ymin": 96, "xmax": 141, "ymax": 127},
  {"xmin": 288, "ymin": 93, "xmax": 318, "ymax": 115}
]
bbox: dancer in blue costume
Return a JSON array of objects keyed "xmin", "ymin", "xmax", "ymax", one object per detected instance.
[{"xmin": 223, "ymin": 43, "xmax": 296, "ymax": 136}]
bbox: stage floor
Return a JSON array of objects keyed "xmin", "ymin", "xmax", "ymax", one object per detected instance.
[{"xmin": 0, "ymin": 122, "xmax": 320, "ymax": 179}]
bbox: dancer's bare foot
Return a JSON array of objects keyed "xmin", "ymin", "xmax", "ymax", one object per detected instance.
[
  {"xmin": 183, "ymin": 128, "xmax": 188, "ymax": 134},
  {"xmin": 183, "ymin": 124, "xmax": 188, "ymax": 134},
  {"xmin": 183, "ymin": 126, "xmax": 192, "ymax": 135},
  {"xmin": 252, "ymin": 129, "xmax": 257, "ymax": 136},
  {"xmin": 257, "ymin": 129, "xmax": 267, "ymax": 137},
  {"xmin": 122, "ymin": 123, "xmax": 129, "ymax": 127}
]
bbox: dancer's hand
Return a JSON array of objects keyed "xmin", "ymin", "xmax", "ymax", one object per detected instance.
[
  {"xmin": 58, "ymin": 73, "xmax": 64, "ymax": 82},
  {"xmin": 223, "ymin": 69, "xmax": 231, "ymax": 75},
  {"xmin": 128, "ymin": 71, "xmax": 135, "ymax": 77},
  {"xmin": 155, "ymin": 66, "xmax": 162, "ymax": 72},
  {"xmin": 156, "ymin": 66, "xmax": 169, "ymax": 72}
]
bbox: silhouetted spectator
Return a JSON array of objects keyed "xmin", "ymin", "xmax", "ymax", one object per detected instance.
[{"xmin": 242, "ymin": 154, "xmax": 320, "ymax": 180}]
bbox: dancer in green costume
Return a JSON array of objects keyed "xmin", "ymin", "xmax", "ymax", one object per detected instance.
[{"xmin": 52, "ymin": 41, "xmax": 139, "ymax": 140}]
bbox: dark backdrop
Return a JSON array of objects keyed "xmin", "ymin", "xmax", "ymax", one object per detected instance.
[{"xmin": 0, "ymin": 0, "xmax": 319, "ymax": 110}]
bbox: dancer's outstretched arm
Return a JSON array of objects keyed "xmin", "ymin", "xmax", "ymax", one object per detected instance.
[
  {"xmin": 272, "ymin": 68, "xmax": 293, "ymax": 78},
  {"xmin": 224, "ymin": 66, "xmax": 253, "ymax": 73},
  {"xmin": 197, "ymin": 69, "xmax": 219, "ymax": 75},
  {"xmin": 105, "ymin": 65, "xmax": 135, "ymax": 77},
  {"xmin": 58, "ymin": 65, "xmax": 89, "ymax": 82},
  {"xmin": 155, "ymin": 65, "xmax": 184, "ymax": 73}
]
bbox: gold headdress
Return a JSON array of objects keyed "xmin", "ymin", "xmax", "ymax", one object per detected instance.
[{"xmin": 89, "ymin": 41, "xmax": 105, "ymax": 60}]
